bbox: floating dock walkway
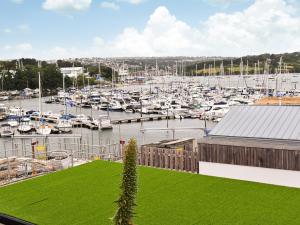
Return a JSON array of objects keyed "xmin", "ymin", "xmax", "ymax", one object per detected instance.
[
  {"xmin": 30, "ymin": 115, "xmax": 176, "ymax": 129},
  {"xmin": 111, "ymin": 115, "xmax": 175, "ymax": 124}
]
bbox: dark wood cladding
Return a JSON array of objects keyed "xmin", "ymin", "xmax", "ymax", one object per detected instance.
[
  {"xmin": 139, "ymin": 147, "xmax": 199, "ymax": 173},
  {"xmin": 139, "ymin": 138, "xmax": 300, "ymax": 173},
  {"xmin": 199, "ymin": 142, "xmax": 300, "ymax": 171}
]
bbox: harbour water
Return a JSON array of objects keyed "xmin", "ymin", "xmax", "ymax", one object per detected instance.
[{"xmin": 0, "ymin": 96, "xmax": 214, "ymax": 151}]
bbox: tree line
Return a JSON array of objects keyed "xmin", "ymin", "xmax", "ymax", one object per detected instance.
[
  {"xmin": 0, "ymin": 58, "xmax": 115, "ymax": 92},
  {"xmin": 185, "ymin": 52, "xmax": 300, "ymax": 76}
]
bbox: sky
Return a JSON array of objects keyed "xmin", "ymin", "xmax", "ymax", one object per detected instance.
[{"xmin": 0, "ymin": 0, "xmax": 300, "ymax": 59}]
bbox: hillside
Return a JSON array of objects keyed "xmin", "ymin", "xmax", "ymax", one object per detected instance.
[
  {"xmin": 0, "ymin": 161, "xmax": 299, "ymax": 225},
  {"xmin": 186, "ymin": 52, "xmax": 300, "ymax": 75}
]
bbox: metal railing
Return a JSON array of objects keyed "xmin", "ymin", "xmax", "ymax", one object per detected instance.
[{"xmin": 0, "ymin": 135, "xmax": 121, "ymax": 186}]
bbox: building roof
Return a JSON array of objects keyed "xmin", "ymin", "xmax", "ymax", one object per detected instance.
[
  {"xmin": 209, "ymin": 105, "xmax": 300, "ymax": 141},
  {"xmin": 60, "ymin": 67, "xmax": 83, "ymax": 71}
]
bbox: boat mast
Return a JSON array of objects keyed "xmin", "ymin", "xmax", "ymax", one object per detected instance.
[
  {"xmin": 98, "ymin": 61, "xmax": 101, "ymax": 89},
  {"xmin": 38, "ymin": 61, "xmax": 42, "ymax": 115},
  {"xmin": 155, "ymin": 59, "xmax": 158, "ymax": 77}
]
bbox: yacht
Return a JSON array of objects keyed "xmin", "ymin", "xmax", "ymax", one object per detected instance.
[
  {"xmin": 36, "ymin": 122, "xmax": 52, "ymax": 135},
  {"xmin": 18, "ymin": 117, "xmax": 34, "ymax": 133},
  {"xmin": 6, "ymin": 115, "xmax": 19, "ymax": 127},
  {"xmin": 56, "ymin": 118, "xmax": 72, "ymax": 133},
  {"xmin": 0, "ymin": 124, "xmax": 14, "ymax": 137},
  {"xmin": 109, "ymin": 100, "xmax": 123, "ymax": 111},
  {"xmin": 0, "ymin": 104, "xmax": 7, "ymax": 121},
  {"xmin": 94, "ymin": 115, "xmax": 113, "ymax": 130}
]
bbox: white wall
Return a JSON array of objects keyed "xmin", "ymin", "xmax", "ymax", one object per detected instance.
[{"xmin": 199, "ymin": 161, "xmax": 300, "ymax": 188}]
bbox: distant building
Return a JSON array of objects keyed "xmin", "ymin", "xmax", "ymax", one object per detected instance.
[
  {"xmin": 118, "ymin": 69, "xmax": 129, "ymax": 81},
  {"xmin": 60, "ymin": 67, "xmax": 83, "ymax": 78}
]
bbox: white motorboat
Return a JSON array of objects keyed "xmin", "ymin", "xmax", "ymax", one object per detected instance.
[
  {"xmin": 7, "ymin": 120, "xmax": 18, "ymax": 127},
  {"xmin": 109, "ymin": 100, "xmax": 123, "ymax": 111},
  {"xmin": 56, "ymin": 119, "xmax": 72, "ymax": 133},
  {"xmin": 7, "ymin": 115, "xmax": 19, "ymax": 127},
  {"xmin": 36, "ymin": 123, "xmax": 52, "ymax": 135},
  {"xmin": 0, "ymin": 124, "xmax": 14, "ymax": 137},
  {"xmin": 17, "ymin": 117, "xmax": 34, "ymax": 133},
  {"xmin": 0, "ymin": 104, "xmax": 7, "ymax": 121},
  {"xmin": 94, "ymin": 115, "xmax": 113, "ymax": 130}
]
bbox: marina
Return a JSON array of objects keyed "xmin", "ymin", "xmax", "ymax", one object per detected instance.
[
  {"xmin": 1, "ymin": 1, "xmax": 300, "ymax": 225},
  {"xmin": 0, "ymin": 73, "xmax": 299, "ymax": 143}
]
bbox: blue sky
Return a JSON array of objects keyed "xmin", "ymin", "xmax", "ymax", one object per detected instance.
[{"xmin": 0, "ymin": 0, "xmax": 299, "ymax": 59}]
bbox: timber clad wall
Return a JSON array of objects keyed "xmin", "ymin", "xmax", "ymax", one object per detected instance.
[
  {"xmin": 139, "ymin": 141, "xmax": 300, "ymax": 172},
  {"xmin": 199, "ymin": 143, "xmax": 300, "ymax": 171},
  {"xmin": 139, "ymin": 147, "xmax": 199, "ymax": 173}
]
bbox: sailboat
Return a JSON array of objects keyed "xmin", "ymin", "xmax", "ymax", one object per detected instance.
[
  {"xmin": 57, "ymin": 66, "xmax": 73, "ymax": 133},
  {"xmin": 36, "ymin": 61, "xmax": 52, "ymax": 135}
]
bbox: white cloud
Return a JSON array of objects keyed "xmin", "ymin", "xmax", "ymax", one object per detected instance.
[
  {"xmin": 16, "ymin": 43, "xmax": 32, "ymax": 51},
  {"xmin": 42, "ymin": 0, "xmax": 92, "ymax": 11},
  {"xmin": 3, "ymin": 45, "xmax": 12, "ymax": 50},
  {"xmin": 91, "ymin": 0, "xmax": 300, "ymax": 57},
  {"xmin": 100, "ymin": 1, "xmax": 120, "ymax": 10},
  {"xmin": 3, "ymin": 28, "xmax": 12, "ymax": 33},
  {"xmin": 18, "ymin": 24, "xmax": 30, "ymax": 31},
  {"xmin": 3, "ymin": 0, "xmax": 300, "ymax": 59},
  {"xmin": 93, "ymin": 37, "xmax": 105, "ymax": 46},
  {"xmin": 1, "ymin": 43, "xmax": 33, "ymax": 59}
]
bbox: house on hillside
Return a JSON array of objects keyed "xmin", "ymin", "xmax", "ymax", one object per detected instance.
[{"xmin": 60, "ymin": 67, "xmax": 84, "ymax": 78}]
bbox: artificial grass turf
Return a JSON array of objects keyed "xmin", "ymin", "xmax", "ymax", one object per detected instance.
[{"xmin": 0, "ymin": 160, "xmax": 299, "ymax": 225}]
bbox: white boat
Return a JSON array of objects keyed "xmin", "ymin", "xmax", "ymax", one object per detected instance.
[
  {"xmin": 36, "ymin": 123, "xmax": 52, "ymax": 135},
  {"xmin": 0, "ymin": 96, "xmax": 9, "ymax": 101},
  {"xmin": 35, "ymin": 61, "xmax": 52, "ymax": 136},
  {"xmin": 7, "ymin": 120, "xmax": 18, "ymax": 127},
  {"xmin": 94, "ymin": 115, "xmax": 113, "ymax": 130},
  {"xmin": 17, "ymin": 117, "xmax": 34, "ymax": 133},
  {"xmin": 57, "ymin": 119, "xmax": 72, "ymax": 128},
  {"xmin": 0, "ymin": 104, "xmax": 7, "ymax": 121},
  {"xmin": 7, "ymin": 115, "xmax": 19, "ymax": 127},
  {"xmin": 56, "ymin": 119, "xmax": 72, "ymax": 133},
  {"xmin": 8, "ymin": 106, "xmax": 23, "ymax": 116},
  {"xmin": 109, "ymin": 100, "xmax": 123, "ymax": 111},
  {"xmin": 0, "ymin": 124, "xmax": 14, "ymax": 137}
]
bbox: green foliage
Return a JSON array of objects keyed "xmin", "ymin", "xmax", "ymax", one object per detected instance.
[
  {"xmin": 0, "ymin": 58, "xmax": 119, "ymax": 91},
  {"xmin": 186, "ymin": 52, "xmax": 300, "ymax": 75},
  {"xmin": 74, "ymin": 74, "xmax": 96, "ymax": 88},
  {"xmin": 114, "ymin": 139, "xmax": 138, "ymax": 225},
  {"xmin": 56, "ymin": 60, "xmax": 82, "ymax": 68},
  {"xmin": 86, "ymin": 64, "xmax": 118, "ymax": 81},
  {"xmin": 0, "ymin": 59, "xmax": 72, "ymax": 92}
]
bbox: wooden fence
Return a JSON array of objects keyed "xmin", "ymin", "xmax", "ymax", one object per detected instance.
[
  {"xmin": 199, "ymin": 142, "xmax": 300, "ymax": 171},
  {"xmin": 139, "ymin": 140, "xmax": 300, "ymax": 173},
  {"xmin": 139, "ymin": 147, "xmax": 199, "ymax": 173}
]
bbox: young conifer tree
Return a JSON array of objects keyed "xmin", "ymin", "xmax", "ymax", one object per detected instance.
[{"xmin": 114, "ymin": 138, "xmax": 138, "ymax": 225}]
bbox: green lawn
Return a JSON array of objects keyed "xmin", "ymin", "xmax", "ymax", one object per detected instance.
[{"xmin": 0, "ymin": 161, "xmax": 299, "ymax": 225}]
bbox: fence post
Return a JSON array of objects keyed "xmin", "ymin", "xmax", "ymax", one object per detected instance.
[{"xmin": 7, "ymin": 157, "xmax": 10, "ymax": 183}]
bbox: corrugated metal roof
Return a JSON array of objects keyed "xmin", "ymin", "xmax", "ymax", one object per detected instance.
[{"xmin": 209, "ymin": 105, "xmax": 300, "ymax": 140}]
